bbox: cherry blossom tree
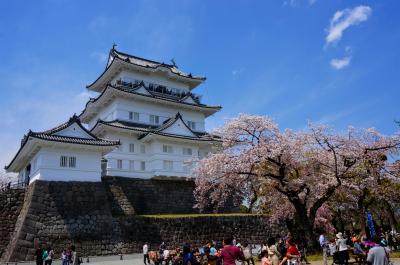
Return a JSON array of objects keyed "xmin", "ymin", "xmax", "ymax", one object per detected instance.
[{"xmin": 194, "ymin": 114, "xmax": 399, "ymax": 247}]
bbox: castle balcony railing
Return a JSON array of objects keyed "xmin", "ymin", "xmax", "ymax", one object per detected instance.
[
  {"xmin": 114, "ymin": 79, "xmax": 202, "ymax": 104},
  {"xmin": 0, "ymin": 181, "xmax": 26, "ymax": 193}
]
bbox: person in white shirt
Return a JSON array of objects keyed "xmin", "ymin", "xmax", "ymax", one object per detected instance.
[
  {"xmin": 336, "ymin": 232, "xmax": 349, "ymax": 265},
  {"xmin": 143, "ymin": 243, "xmax": 150, "ymax": 265},
  {"xmin": 163, "ymin": 249, "xmax": 170, "ymax": 264}
]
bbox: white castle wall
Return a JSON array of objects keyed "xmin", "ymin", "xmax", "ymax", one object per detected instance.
[
  {"xmin": 103, "ymin": 131, "xmax": 212, "ymax": 179},
  {"xmin": 87, "ymin": 98, "xmax": 206, "ymax": 132},
  {"xmin": 29, "ymin": 147, "xmax": 102, "ymax": 183}
]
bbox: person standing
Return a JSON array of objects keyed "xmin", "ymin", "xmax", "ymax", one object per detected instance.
[
  {"xmin": 336, "ymin": 232, "xmax": 349, "ymax": 265},
  {"xmin": 143, "ymin": 243, "xmax": 150, "ymax": 265},
  {"xmin": 70, "ymin": 245, "xmax": 78, "ymax": 265},
  {"xmin": 319, "ymin": 233, "xmax": 328, "ymax": 265},
  {"xmin": 183, "ymin": 244, "xmax": 197, "ymax": 265},
  {"xmin": 35, "ymin": 244, "xmax": 45, "ymax": 265},
  {"xmin": 220, "ymin": 236, "xmax": 244, "ymax": 265},
  {"xmin": 61, "ymin": 249, "xmax": 69, "ymax": 265},
  {"xmin": 367, "ymin": 236, "xmax": 390, "ymax": 265},
  {"xmin": 44, "ymin": 246, "xmax": 54, "ymax": 265},
  {"xmin": 242, "ymin": 243, "xmax": 255, "ymax": 265},
  {"xmin": 267, "ymin": 238, "xmax": 281, "ymax": 265}
]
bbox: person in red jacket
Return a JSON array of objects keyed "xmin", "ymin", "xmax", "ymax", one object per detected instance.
[{"xmin": 279, "ymin": 239, "xmax": 300, "ymax": 265}]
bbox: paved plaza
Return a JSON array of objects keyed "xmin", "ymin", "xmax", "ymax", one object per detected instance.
[{"xmin": 2, "ymin": 255, "xmax": 399, "ymax": 265}]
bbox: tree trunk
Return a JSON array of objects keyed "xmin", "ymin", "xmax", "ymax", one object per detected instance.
[
  {"xmin": 357, "ymin": 189, "xmax": 367, "ymax": 235},
  {"xmin": 383, "ymin": 200, "xmax": 398, "ymax": 232},
  {"xmin": 292, "ymin": 201, "xmax": 318, "ymax": 251}
]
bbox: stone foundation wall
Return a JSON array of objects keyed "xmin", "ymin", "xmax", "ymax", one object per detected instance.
[
  {"xmin": 103, "ymin": 176, "xmax": 198, "ymax": 215},
  {"xmin": 0, "ymin": 188, "xmax": 25, "ymax": 258},
  {"xmin": 2, "ymin": 179, "xmax": 283, "ymax": 262}
]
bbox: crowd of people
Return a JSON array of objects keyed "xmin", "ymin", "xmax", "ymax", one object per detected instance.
[
  {"xmin": 319, "ymin": 231, "xmax": 395, "ymax": 265},
  {"xmin": 34, "ymin": 244, "xmax": 80, "ymax": 265},
  {"xmin": 142, "ymin": 233, "xmax": 310, "ymax": 265},
  {"xmin": 32, "ymin": 231, "xmax": 395, "ymax": 265}
]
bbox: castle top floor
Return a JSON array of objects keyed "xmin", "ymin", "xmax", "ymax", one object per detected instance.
[{"xmin": 87, "ymin": 47, "xmax": 206, "ymax": 93}]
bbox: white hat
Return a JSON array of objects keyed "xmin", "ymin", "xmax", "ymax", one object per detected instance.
[{"xmin": 336, "ymin": 232, "xmax": 343, "ymax": 239}]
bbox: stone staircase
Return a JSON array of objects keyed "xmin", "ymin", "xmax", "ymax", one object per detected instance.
[{"xmin": 102, "ymin": 177, "xmax": 136, "ymax": 216}]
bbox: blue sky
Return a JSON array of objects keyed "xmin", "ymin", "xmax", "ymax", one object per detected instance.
[{"xmin": 0, "ymin": 0, "xmax": 399, "ymax": 169}]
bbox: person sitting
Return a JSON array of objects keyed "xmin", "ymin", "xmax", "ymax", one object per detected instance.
[
  {"xmin": 279, "ymin": 239, "xmax": 300, "ymax": 265},
  {"xmin": 353, "ymin": 238, "xmax": 366, "ymax": 264}
]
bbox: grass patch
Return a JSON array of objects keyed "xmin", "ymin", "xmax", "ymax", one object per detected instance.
[
  {"xmin": 306, "ymin": 251, "xmax": 400, "ymax": 261},
  {"xmin": 139, "ymin": 213, "xmax": 265, "ymax": 218}
]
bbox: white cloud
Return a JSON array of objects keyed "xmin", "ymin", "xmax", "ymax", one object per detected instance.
[
  {"xmin": 232, "ymin": 68, "xmax": 245, "ymax": 77},
  {"xmin": 330, "ymin": 57, "xmax": 351, "ymax": 70},
  {"xmin": 326, "ymin": 5, "xmax": 372, "ymax": 45},
  {"xmin": 283, "ymin": 0, "xmax": 316, "ymax": 7}
]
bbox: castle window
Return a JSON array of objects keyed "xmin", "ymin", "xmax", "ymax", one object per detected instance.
[
  {"xmin": 163, "ymin": 145, "xmax": 173, "ymax": 153},
  {"xmin": 60, "ymin": 156, "xmax": 68, "ymax": 167},
  {"xmin": 183, "ymin": 147, "xmax": 192, "ymax": 156},
  {"xmin": 117, "ymin": 159, "xmax": 123, "ymax": 169},
  {"xmin": 129, "ymin": 112, "xmax": 139, "ymax": 121},
  {"xmin": 69, "ymin": 157, "xmax": 76, "ymax": 168},
  {"xmin": 140, "ymin": 161, "xmax": 146, "ymax": 171},
  {"xmin": 129, "ymin": 160, "xmax": 135, "ymax": 170},
  {"xmin": 187, "ymin": 121, "xmax": 196, "ymax": 130},
  {"xmin": 150, "ymin": 115, "xmax": 160, "ymax": 125},
  {"xmin": 163, "ymin": 160, "xmax": 173, "ymax": 171},
  {"xmin": 140, "ymin": 144, "xmax": 146, "ymax": 154},
  {"xmin": 129, "ymin": 143, "xmax": 135, "ymax": 153}
]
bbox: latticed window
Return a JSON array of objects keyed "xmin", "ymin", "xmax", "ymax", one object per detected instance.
[
  {"xmin": 129, "ymin": 160, "xmax": 135, "ymax": 170},
  {"xmin": 183, "ymin": 148, "xmax": 192, "ymax": 156},
  {"xmin": 129, "ymin": 143, "xmax": 135, "ymax": 153},
  {"xmin": 163, "ymin": 145, "xmax": 173, "ymax": 153},
  {"xmin": 69, "ymin": 157, "xmax": 76, "ymax": 168},
  {"xmin": 140, "ymin": 144, "xmax": 146, "ymax": 154},
  {"xmin": 140, "ymin": 161, "xmax": 146, "ymax": 171},
  {"xmin": 117, "ymin": 159, "xmax": 123, "ymax": 169},
  {"xmin": 60, "ymin": 156, "xmax": 68, "ymax": 167},
  {"xmin": 150, "ymin": 115, "xmax": 160, "ymax": 125},
  {"xmin": 187, "ymin": 121, "xmax": 196, "ymax": 130}
]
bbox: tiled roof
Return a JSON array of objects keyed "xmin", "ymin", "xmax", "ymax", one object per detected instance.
[
  {"xmin": 94, "ymin": 119, "xmax": 159, "ymax": 132},
  {"xmin": 92, "ymin": 113, "xmax": 221, "ymax": 142},
  {"xmin": 87, "ymin": 48, "xmax": 206, "ymax": 90},
  {"xmin": 110, "ymin": 48, "xmax": 206, "ymax": 81},
  {"xmin": 5, "ymin": 115, "xmax": 119, "ymax": 171},
  {"xmin": 80, "ymin": 84, "xmax": 221, "ymax": 121},
  {"xmin": 29, "ymin": 133, "xmax": 119, "ymax": 146}
]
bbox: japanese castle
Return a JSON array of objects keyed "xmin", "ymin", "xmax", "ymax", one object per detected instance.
[{"xmin": 6, "ymin": 47, "xmax": 221, "ymax": 184}]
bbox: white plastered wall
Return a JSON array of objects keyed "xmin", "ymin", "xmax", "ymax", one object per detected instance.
[{"xmin": 28, "ymin": 146, "xmax": 103, "ymax": 183}]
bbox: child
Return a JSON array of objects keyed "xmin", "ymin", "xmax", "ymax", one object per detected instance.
[
  {"xmin": 328, "ymin": 238, "xmax": 337, "ymax": 257},
  {"xmin": 261, "ymin": 250, "xmax": 272, "ymax": 265}
]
